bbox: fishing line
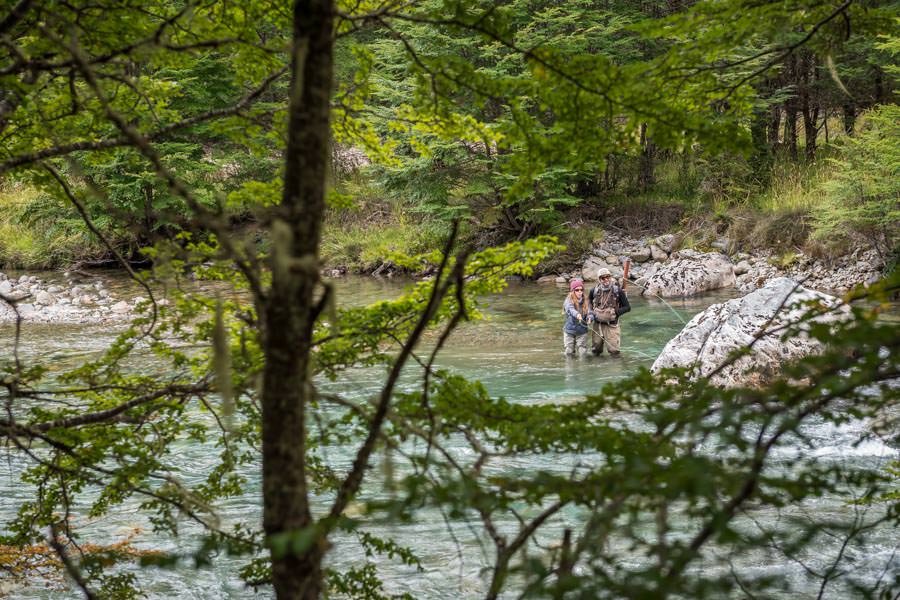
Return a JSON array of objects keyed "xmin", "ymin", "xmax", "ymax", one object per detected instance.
[{"xmin": 627, "ymin": 280, "xmax": 688, "ymax": 325}]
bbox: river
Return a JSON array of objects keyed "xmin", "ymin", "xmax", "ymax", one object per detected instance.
[{"xmin": 1, "ymin": 276, "xmax": 897, "ymax": 598}]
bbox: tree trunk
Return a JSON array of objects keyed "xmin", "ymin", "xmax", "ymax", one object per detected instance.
[
  {"xmin": 784, "ymin": 55, "xmax": 799, "ymax": 160},
  {"xmin": 874, "ymin": 67, "xmax": 886, "ymax": 103},
  {"xmin": 784, "ymin": 101, "xmax": 798, "ymax": 160},
  {"xmin": 802, "ymin": 104, "xmax": 818, "ymax": 160},
  {"xmin": 842, "ymin": 103, "xmax": 855, "ymax": 135},
  {"xmin": 768, "ymin": 104, "xmax": 781, "ymax": 152},
  {"xmin": 261, "ymin": 0, "xmax": 333, "ymax": 598},
  {"xmin": 750, "ymin": 105, "xmax": 770, "ymax": 171},
  {"xmin": 799, "ymin": 52, "xmax": 817, "ymax": 160},
  {"xmin": 638, "ymin": 123, "xmax": 655, "ymax": 191}
]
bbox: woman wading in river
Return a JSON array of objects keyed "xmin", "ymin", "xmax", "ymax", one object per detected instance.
[{"xmin": 562, "ymin": 278, "xmax": 592, "ymax": 356}]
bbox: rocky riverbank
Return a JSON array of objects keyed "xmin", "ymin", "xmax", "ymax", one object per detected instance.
[
  {"xmin": 0, "ymin": 272, "xmax": 142, "ymax": 324},
  {"xmin": 538, "ymin": 231, "xmax": 886, "ymax": 297},
  {"xmin": 2, "ymin": 231, "xmax": 888, "ymax": 325}
]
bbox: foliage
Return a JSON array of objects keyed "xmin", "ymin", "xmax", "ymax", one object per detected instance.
[
  {"xmin": 0, "ymin": 185, "xmax": 117, "ymax": 269},
  {"xmin": 813, "ymin": 105, "xmax": 900, "ymax": 259}
]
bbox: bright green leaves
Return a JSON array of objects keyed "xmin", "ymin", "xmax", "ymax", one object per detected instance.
[{"xmin": 813, "ymin": 104, "xmax": 900, "ymax": 257}]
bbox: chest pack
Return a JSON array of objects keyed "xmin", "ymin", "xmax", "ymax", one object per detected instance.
[{"xmin": 592, "ymin": 284, "xmax": 620, "ymax": 323}]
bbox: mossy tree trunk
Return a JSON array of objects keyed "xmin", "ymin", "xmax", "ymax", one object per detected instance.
[{"xmin": 260, "ymin": 0, "xmax": 333, "ymax": 598}]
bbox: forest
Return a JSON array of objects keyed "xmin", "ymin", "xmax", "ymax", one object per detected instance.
[{"xmin": 0, "ymin": 0, "xmax": 898, "ymax": 598}]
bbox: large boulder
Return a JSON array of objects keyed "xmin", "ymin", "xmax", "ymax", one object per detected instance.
[
  {"xmin": 582, "ymin": 255, "xmax": 612, "ymax": 281},
  {"xmin": 641, "ymin": 252, "xmax": 736, "ymax": 298},
  {"xmin": 651, "ymin": 278, "xmax": 848, "ymax": 387},
  {"xmin": 629, "ymin": 246, "xmax": 652, "ymax": 263}
]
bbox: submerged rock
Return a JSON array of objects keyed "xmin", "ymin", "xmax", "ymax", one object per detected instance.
[
  {"xmin": 651, "ymin": 278, "xmax": 848, "ymax": 387},
  {"xmin": 641, "ymin": 252, "xmax": 735, "ymax": 298}
]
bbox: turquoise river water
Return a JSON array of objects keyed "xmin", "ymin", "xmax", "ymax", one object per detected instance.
[{"xmin": 1, "ymin": 276, "xmax": 897, "ymax": 598}]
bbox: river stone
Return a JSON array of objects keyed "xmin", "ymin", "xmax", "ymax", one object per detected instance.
[
  {"xmin": 651, "ymin": 278, "xmax": 848, "ymax": 387},
  {"xmin": 633, "ymin": 262, "xmax": 660, "ymax": 289},
  {"xmin": 111, "ymin": 301, "xmax": 130, "ymax": 313},
  {"xmin": 641, "ymin": 252, "xmax": 735, "ymax": 298},
  {"xmin": 0, "ymin": 280, "xmax": 11, "ymax": 295},
  {"xmin": 629, "ymin": 246, "xmax": 652, "ymax": 263},
  {"xmin": 711, "ymin": 238, "xmax": 731, "ymax": 252},
  {"xmin": 676, "ymin": 248, "xmax": 700, "ymax": 259},
  {"xmin": 734, "ymin": 260, "xmax": 752, "ymax": 275},
  {"xmin": 35, "ymin": 291, "xmax": 55, "ymax": 305},
  {"xmin": 650, "ymin": 244, "xmax": 668, "ymax": 262},
  {"xmin": 655, "ymin": 234, "xmax": 677, "ymax": 253},
  {"xmin": 582, "ymin": 255, "xmax": 610, "ymax": 281}
]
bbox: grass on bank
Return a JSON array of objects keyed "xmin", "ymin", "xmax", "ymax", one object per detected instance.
[{"xmin": 0, "ymin": 185, "xmax": 124, "ymax": 270}]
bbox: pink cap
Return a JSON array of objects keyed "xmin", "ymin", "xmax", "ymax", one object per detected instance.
[{"xmin": 569, "ymin": 278, "xmax": 584, "ymax": 291}]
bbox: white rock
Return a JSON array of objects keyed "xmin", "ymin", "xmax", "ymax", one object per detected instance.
[
  {"xmin": 641, "ymin": 252, "xmax": 735, "ymax": 298},
  {"xmin": 650, "ymin": 244, "xmax": 668, "ymax": 262},
  {"xmin": 0, "ymin": 280, "xmax": 11, "ymax": 295},
  {"xmin": 651, "ymin": 278, "xmax": 848, "ymax": 387},
  {"xmin": 581, "ymin": 256, "xmax": 609, "ymax": 281},
  {"xmin": 630, "ymin": 246, "xmax": 652, "ymax": 263},
  {"xmin": 655, "ymin": 234, "xmax": 676, "ymax": 253},
  {"xmin": 35, "ymin": 291, "xmax": 55, "ymax": 305},
  {"xmin": 734, "ymin": 260, "xmax": 752, "ymax": 276},
  {"xmin": 111, "ymin": 301, "xmax": 130, "ymax": 313}
]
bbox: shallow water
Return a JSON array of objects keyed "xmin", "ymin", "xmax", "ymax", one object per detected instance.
[{"xmin": 1, "ymin": 276, "xmax": 896, "ymax": 598}]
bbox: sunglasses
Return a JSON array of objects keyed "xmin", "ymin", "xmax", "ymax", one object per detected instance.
[
  {"xmin": 600, "ymin": 275, "xmax": 611, "ymax": 279},
  {"xmin": 573, "ymin": 288, "xmax": 583, "ymax": 292}
]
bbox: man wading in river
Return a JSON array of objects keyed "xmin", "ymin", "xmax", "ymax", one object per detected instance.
[{"xmin": 589, "ymin": 267, "xmax": 630, "ymax": 356}]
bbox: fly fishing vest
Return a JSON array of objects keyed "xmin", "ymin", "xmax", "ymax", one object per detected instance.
[{"xmin": 591, "ymin": 284, "xmax": 620, "ymax": 324}]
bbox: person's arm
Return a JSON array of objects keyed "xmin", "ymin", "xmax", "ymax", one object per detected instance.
[
  {"xmin": 617, "ymin": 289, "xmax": 631, "ymax": 316},
  {"xmin": 564, "ymin": 297, "xmax": 581, "ymax": 320}
]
